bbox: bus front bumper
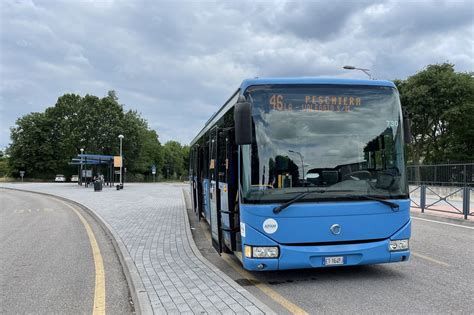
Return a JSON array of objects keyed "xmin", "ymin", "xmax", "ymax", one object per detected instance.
[
  {"xmin": 243, "ymin": 240, "xmax": 410, "ymax": 271},
  {"xmin": 242, "ymin": 220, "xmax": 411, "ymax": 271}
]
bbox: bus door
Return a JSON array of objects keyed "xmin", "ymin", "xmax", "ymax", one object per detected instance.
[
  {"xmin": 191, "ymin": 148, "xmax": 199, "ymax": 216},
  {"xmin": 209, "ymin": 128, "xmax": 222, "ymax": 252},
  {"xmin": 200, "ymin": 143, "xmax": 210, "ymax": 222},
  {"xmin": 218, "ymin": 129, "xmax": 238, "ymax": 252}
]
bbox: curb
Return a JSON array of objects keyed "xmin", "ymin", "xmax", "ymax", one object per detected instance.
[
  {"xmin": 0, "ymin": 187, "xmax": 154, "ymax": 315},
  {"xmin": 410, "ymin": 211, "xmax": 474, "ymax": 227},
  {"xmin": 181, "ymin": 189, "xmax": 275, "ymax": 315}
]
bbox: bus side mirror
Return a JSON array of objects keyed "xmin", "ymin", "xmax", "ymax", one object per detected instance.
[
  {"xmin": 402, "ymin": 107, "xmax": 412, "ymax": 144},
  {"xmin": 234, "ymin": 98, "xmax": 253, "ymax": 145}
]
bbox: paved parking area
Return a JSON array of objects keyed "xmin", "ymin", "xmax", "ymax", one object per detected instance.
[{"xmin": 0, "ymin": 183, "xmax": 271, "ymax": 314}]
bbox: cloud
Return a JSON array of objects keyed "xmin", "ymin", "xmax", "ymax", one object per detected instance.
[
  {"xmin": 0, "ymin": 0, "xmax": 472, "ymax": 150},
  {"xmin": 256, "ymin": 0, "xmax": 370, "ymax": 40}
]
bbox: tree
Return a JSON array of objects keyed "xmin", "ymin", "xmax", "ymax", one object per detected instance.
[
  {"xmin": 441, "ymin": 101, "xmax": 474, "ymax": 161},
  {"xmin": 132, "ymin": 128, "xmax": 163, "ymax": 175},
  {"xmin": 162, "ymin": 141, "xmax": 186, "ymax": 179},
  {"xmin": 0, "ymin": 155, "xmax": 9, "ymax": 177},
  {"xmin": 8, "ymin": 91, "xmax": 164, "ymax": 179},
  {"xmin": 181, "ymin": 145, "xmax": 190, "ymax": 177},
  {"xmin": 9, "ymin": 112, "xmax": 58, "ymax": 178},
  {"xmin": 395, "ymin": 63, "xmax": 474, "ymax": 163}
]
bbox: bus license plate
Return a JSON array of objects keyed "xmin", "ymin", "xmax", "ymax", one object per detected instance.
[{"xmin": 324, "ymin": 256, "xmax": 344, "ymax": 266}]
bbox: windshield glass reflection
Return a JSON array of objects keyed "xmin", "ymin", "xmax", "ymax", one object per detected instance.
[{"xmin": 241, "ymin": 84, "xmax": 408, "ymax": 203}]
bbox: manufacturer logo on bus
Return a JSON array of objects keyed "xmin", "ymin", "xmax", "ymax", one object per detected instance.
[
  {"xmin": 263, "ymin": 219, "xmax": 278, "ymax": 234},
  {"xmin": 330, "ymin": 224, "xmax": 341, "ymax": 235}
]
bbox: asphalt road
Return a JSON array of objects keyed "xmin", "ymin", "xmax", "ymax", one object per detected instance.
[
  {"xmin": 0, "ymin": 189, "xmax": 133, "ymax": 314},
  {"xmin": 188, "ymin": 207, "xmax": 474, "ymax": 314}
]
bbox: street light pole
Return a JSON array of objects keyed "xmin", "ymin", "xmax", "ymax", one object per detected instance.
[
  {"xmin": 118, "ymin": 134, "xmax": 124, "ymax": 187},
  {"xmin": 343, "ymin": 65, "xmax": 373, "ymax": 79},
  {"xmin": 289, "ymin": 150, "xmax": 305, "ymax": 185},
  {"xmin": 80, "ymin": 148, "xmax": 84, "ymax": 185}
]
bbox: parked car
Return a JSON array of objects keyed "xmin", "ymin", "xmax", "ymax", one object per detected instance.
[
  {"xmin": 55, "ymin": 174, "xmax": 66, "ymax": 182},
  {"xmin": 70, "ymin": 175, "xmax": 79, "ymax": 182}
]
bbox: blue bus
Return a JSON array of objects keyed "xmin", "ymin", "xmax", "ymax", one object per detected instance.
[{"xmin": 189, "ymin": 77, "xmax": 411, "ymax": 271}]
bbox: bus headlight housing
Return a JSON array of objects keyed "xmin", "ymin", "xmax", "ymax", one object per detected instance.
[
  {"xmin": 389, "ymin": 239, "xmax": 409, "ymax": 251},
  {"xmin": 244, "ymin": 245, "xmax": 279, "ymax": 258}
]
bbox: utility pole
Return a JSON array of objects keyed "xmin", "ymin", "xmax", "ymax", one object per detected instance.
[
  {"xmin": 80, "ymin": 148, "xmax": 84, "ymax": 186},
  {"xmin": 118, "ymin": 135, "xmax": 124, "ymax": 188}
]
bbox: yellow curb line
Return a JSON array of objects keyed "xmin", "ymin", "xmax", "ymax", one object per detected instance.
[
  {"xmin": 61, "ymin": 201, "xmax": 106, "ymax": 315},
  {"xmin": 202, "ymin": 227, "xmax": 308, "ymax": 315},
  {"xmin": 412, "ymin": 252, "xmax": 450, "ymax": 267},
  {"xmin": 221, "ymin": 254, "xmax": 308, "ymax": 315}
]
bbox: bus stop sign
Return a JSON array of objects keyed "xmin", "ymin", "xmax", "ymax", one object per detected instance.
[
  {"xmin": 151, "ymin": 165, "xmax": 156, "ymax": 175},
  {"xmin": 19, "ymin": 171, "xmax": 25, "ymax": 182}
]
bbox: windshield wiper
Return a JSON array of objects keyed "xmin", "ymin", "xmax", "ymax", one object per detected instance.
[
  {"xmin": 272, "ymin": 191, "xmax": 400, "ymax": 214},
  {"xmin": 340, "ymin": 194, "xmax": 400, "ymax": 211},
  {"xmin": 273, "ymin": 189, "xmax": 354, "ymax": 214}
]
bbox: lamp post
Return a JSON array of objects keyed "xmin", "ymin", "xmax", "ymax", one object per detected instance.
[
  {"xmin": 118, "ymin": 134, "xmax": 124, "ymax": 188},
  {"xmin": 343, "ymin": 65, "xmax": 373, "ymax": 79},
  {"xmin": 289, "ymin": 150, "xmax": 305, "ymax": 185},
  {"xmin": 80, "ymin": 148, "xmax": 84, "ymax": 185}
]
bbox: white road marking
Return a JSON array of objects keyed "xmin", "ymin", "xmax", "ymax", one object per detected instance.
[{"xmin": 412, "ymin": 216, "xmax": 474, "ymax": 230}]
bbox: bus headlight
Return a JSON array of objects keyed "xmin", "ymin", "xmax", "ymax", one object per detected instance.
[
  {"xmin": 253, "ymin": 246, "xmax": 279, "ymax": 258},
  {"xmin": 389, "ymin": 239, "xmax": 409, "ymax": 251},
  {"xmin": 244, "ymin": 245, "xmax": 279, "ymax": 258}
]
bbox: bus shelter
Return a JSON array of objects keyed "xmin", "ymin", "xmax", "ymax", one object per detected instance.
[{"xmin": 69, "ymin": 154, "xmax": 115, "ymax": 187}]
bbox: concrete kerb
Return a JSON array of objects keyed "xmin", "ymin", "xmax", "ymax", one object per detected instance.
[
  {"xmin": 181, "ymin": 189, "xmax": 276, "ymax": 315},
  {"xmin": 410, "ymin": 211, "xmax": 474, "ymax": 227},
  {"xmin": 0, "ymin": 187, "xmax": 153, "ymax": 315}
]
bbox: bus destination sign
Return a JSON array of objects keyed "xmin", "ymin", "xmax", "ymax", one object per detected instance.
[{"xmin": 269, "ymin": 94, "xmax": 362, "ymax": 113}]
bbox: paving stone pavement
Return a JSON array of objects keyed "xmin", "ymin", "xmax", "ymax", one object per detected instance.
[{"xmin": 0, "ymin": 183, "xmax": 272, "ymax": 314}]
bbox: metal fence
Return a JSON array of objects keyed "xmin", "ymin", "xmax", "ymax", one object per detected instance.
[
  {"xmin": 407, "ymin": 163, "xmax": 474, "ymax": 187},
  {"xmin": 407, "ymin": 162, "xmax": 473, "ymax": 220},
  {"xmin": 410, "ymin": 184, "xmax": 472, "ymax": 220}
]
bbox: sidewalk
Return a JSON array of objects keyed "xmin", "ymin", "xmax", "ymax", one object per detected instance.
[{"xmin": 0, "ymin": 183, "xmax": 272, "ymax": 314}]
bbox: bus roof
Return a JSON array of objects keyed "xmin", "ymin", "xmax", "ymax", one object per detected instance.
[
  {"xmin": 190, "ymin": 77, "xmax": 396, "ymax": 146},
  {"xmin": 240, "ymin": 77, "xmax": 396, "ymax": 91}
]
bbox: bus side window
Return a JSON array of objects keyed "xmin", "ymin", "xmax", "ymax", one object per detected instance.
[{"xmin": 217, "ymin": 131, "xmax": 228, "ymax": 183}]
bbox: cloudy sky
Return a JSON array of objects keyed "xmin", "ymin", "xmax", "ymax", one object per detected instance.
[{"xmin": 1, "ymin": 0, "xmax": 473, "ymax": 149}]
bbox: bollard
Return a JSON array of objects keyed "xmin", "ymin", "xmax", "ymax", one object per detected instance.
[
  {"xmin": 420, "ymin": 185, "xmax": 426, "ymax": 213},
  {"xmin": 463, "ymin": 187, "xmax": 470, "ymax": 220}
]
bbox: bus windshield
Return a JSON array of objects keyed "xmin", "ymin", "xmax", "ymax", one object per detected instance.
[{"xmin": 241, "ymin": 84, "xmax": 408, "ymax": 203}]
